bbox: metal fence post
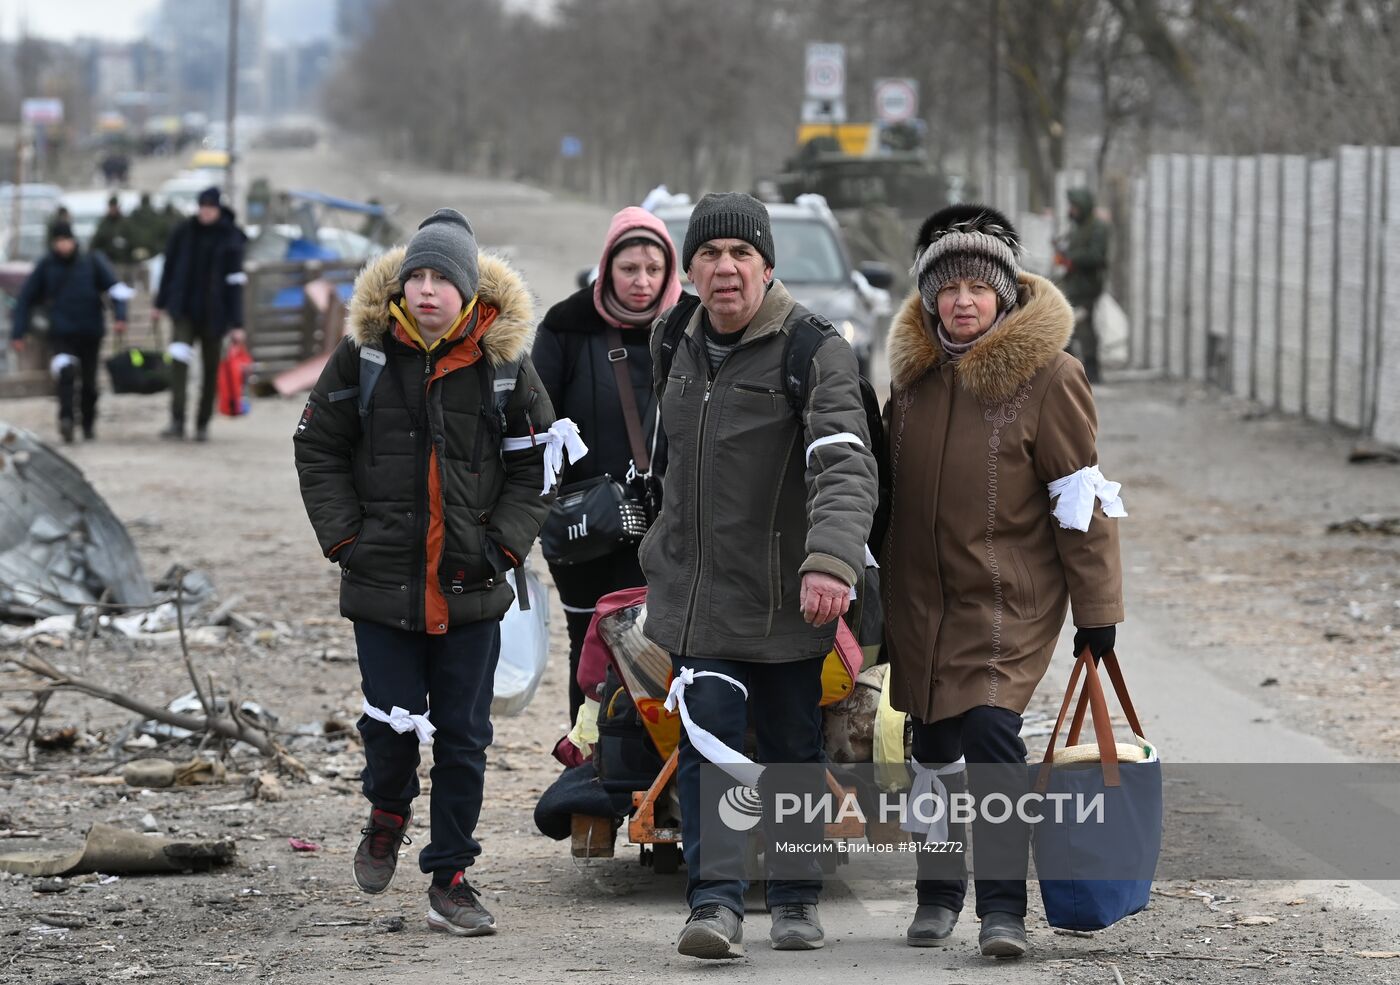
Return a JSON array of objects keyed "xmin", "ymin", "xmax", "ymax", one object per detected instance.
[
  {"xmin": 1330, "ymin": 148, "xmax": 1343, "ymax": 427},
  {"xmin": 1274, "ymin": 154, "xmax": 1285, "ymax": 411},
  {"xmin": 1204, "ymin": 154, "xmax": 1215, "ymax": 386},
  {"xmin": 1250, "ymin": 155, "xmax": 1263, "ymax": 403},
  {"xmin": 1301, "ymin": 157, "xmax": 1313, "ymax": 420},
  {"xmin": 1370, "ymin": 148, "xmax": 1391, "ymax": 437},
  {"xmin": 1228, "ymin": 156, "xmax": 1240, "ymax": 395},
  {"xmin": 1360, "ymin": 146, "xmax": 1377, "ymax": 431},
  {"xmin": 1184, "ymin": 154, "xmax": 1196, "ymax": 380},
  {"xmin": 1143, "ymin": 158, "xmax": 1155, "ymax": 371},
  {"xmin": 1164, "ymin": 154, "xmax": 1175, "ymax": 376}
]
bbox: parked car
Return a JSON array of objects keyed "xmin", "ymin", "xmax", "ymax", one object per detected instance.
[
  {"xmin": 576, "ymin": 196, "xmax": 893, "ymax": 376},
  {"xmin": 158, "ymin": 169, "xmax": 227, "ymax": 216}
]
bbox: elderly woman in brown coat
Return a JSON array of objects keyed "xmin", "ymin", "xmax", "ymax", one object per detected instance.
[{"xmin": 881, "ymin": 205, "xmax": 1125, "ymax": 959}]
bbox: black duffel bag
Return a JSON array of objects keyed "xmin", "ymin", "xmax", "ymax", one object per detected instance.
[
  {"xmin": 106, "ymin": 347, "xmax": 172, "ymax": 395},
  {"xmin": 539, "ymin": 474, "xmax": 648, "ymax": 566}
]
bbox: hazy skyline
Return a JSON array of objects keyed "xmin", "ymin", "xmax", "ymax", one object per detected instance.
[{"xmin": 0, "ymin": 0, "xmax": 339, "ymax": 44}]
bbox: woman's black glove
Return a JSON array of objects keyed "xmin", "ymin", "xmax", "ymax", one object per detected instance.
[{"xmin": 1073, "ymin": 625, "xmax": 1116, "ymax": 663}]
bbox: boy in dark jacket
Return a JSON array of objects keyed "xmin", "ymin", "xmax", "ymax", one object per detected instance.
[
  {"xmin": 10, "ymin": 222, "xmax": 129, "ymax": 442},
  {"xmin": 294, "ymin": 209, "xmax": 570, "ymax": 937}
]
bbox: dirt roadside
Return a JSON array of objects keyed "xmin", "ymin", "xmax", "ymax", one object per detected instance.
[{"xmin": 2, "ymin": 144, "xmax": 1398, "ymax": 983}]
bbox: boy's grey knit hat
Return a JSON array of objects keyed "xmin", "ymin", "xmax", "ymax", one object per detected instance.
[{"xmin": 399, "ymin": 208, "xmax": 480, "ymax": 300}]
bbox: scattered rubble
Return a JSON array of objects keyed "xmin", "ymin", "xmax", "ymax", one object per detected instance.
[
  {"xmin": 0, "ymin": 423, "xmax": 155, "ymax": 619},
  {"xmin": 0, "ymin": 822, "xmax": 236, "ymax": 876},
  {"xmin": 1326, "ymin": 514, "xmax": 1400, "ymax": 537}
]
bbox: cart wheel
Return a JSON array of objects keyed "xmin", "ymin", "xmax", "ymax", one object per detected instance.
[{"xmin": 652, "ymin": 842, "xmax": 681, "ymax": 874}]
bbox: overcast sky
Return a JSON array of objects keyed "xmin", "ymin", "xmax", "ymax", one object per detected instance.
[
  {"xmin": 0, "ymin": 0, "xmax": 343, "ymax": 43},
  {"xmin": 0, "ymin": 0, "xmax": 556, "ymax": 43}
]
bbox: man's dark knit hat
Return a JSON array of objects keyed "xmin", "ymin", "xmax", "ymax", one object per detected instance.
[
  {"xmin": 912, "ymin": 204, "xmax": 1022, "ymax": 313},
  {"xmin": 681, "ymin": 192, "xmax": 775, "ymax": 271},
  {"xmin": 49, "ymin": 221, "xmax": 75, "ymax": 241},
  {"xmin": 197, "ymin": 187, "xmax": 222, "ymax": 208},
  {"xmin": 398, "ymin": 208, "xmax": 480, "ymax": 301}
]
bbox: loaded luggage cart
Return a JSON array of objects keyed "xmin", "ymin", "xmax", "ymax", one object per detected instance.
[{"xmin": 561, "ymin": 587, "xmax": 887, "ymax": 875}]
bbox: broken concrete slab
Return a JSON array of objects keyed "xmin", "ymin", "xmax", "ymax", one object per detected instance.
[
  {"xmin": 0, "ymin": 822, "xmax": 236, "ymax": 877},
  {"xmin": 0, "ymin": 422, "xmax": 155, "ymax": 619}
]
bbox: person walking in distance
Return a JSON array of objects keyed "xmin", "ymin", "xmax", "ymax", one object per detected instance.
[
  {"xmin": 153, "ymin": 186, "xmax": 247, "ymax": 442},
  {"xmin": 1054, "ymin": 188, "xmax": 1111, "ymax": 383},
  {"xmin": 10, "ymin": 221, "xmax": 129, "ymax": 443}
]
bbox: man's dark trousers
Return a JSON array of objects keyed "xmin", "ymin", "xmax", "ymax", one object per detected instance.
[
  {"xmin": 355, "ymin": 618, "xmax": 500, "ymax": 878},
  {"xmin": 1071, "ymin": 304, "xmax": 1101, "ymax": 383},
  {"xmin": 911, "ymin": 705, "xmax": 1030, "ymax": 917},
  {"xmin": 170, "ymin": 318, "xmax": 221, "ymax": 429},
  {"xmin": 671, "ymin": 652, "xmax": 826, "ymax": 916},
  {"xmin": 52, "ymin": 334, "xmax": 102, "ymax": 431}
]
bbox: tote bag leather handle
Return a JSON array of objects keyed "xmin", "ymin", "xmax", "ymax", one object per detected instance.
[{"xmin": 1037, "ymin": 648, "xmax": 1137, "ymax": 790}]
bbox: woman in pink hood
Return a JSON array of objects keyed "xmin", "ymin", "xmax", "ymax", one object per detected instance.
[{"xmin": 532, "ymin": 206, "xmax": 683, "ymax": 722}]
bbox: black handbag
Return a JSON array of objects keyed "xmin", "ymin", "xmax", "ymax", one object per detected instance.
[
  {"xmin": 540, "ymin": 474, "xmax": 648, "ymax": 565},
  {"xmin": 540, "ymin": 329, "xmax": 661, "ymax": 566}
]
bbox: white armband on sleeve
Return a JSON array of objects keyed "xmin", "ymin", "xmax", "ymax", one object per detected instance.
[
  {"xmin": 108, "ymin": 282, "xmax": 136, "ymax": 301},
  {"xmin": 501, "ymin": 417, "xmax": 588, "ymax": 496},
  {"xmin": 1047, "ymin": 465, "xmax": 1127, "ymax": 532},
  {"xmin": 225, "ymin": 272, "xmax": 248, "ymax": 286},
  {"xmin": 805, "ymin": 431, "xmax": 864, "ymax": 467}
]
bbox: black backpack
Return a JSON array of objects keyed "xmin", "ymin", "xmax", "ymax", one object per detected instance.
[
  {"xmin": 654, "ymin": 295, "xmax": 890, "ymax": 645},
  {"xmin": 348, "ymin": 342, "xmax": 522, "ymax": 425},
  {"xmin": 594, "ymin": 664, "xmax": 666, "ymax": 796}
]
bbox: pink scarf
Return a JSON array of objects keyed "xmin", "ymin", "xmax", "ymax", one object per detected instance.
[{"xmin": 592, "ymin": 206, "xmax": 683, "ymax": 330}]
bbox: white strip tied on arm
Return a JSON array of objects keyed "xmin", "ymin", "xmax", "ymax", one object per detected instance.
[
  {"xmin": 361, "ymin": 699, "xmax": 435, "ymax": 743},
  {"xmin": 664, "ymin": 667, "xmax": 764, "ymax": 788},
  {"xmin": 805, "ymin": 431, "xmax": 874, "ymax": 599},
  {"xmin": 1047, "ymin": 464, "xmax": 1127, "ymax": 532},
  {"xmin": 900, "ymin": 758, "xmax": 967, "ymax": 843},
  {"xmin": 500, "ymin": 417, "xmax": 588, "ymax": 496}
]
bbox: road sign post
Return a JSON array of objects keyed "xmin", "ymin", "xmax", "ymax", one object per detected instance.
[
  {"xmin": 874, "ymin": 78, "xmax": 919, "ymax": 126},
  {"xmin": 802, "ymin": 43, "xmax": 846, "ymax": 127}
]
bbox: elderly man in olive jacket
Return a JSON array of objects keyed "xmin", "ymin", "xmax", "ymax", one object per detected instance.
[{"xmin": 640, "ymin": 193, "xmax": 878, "ymax": 959}]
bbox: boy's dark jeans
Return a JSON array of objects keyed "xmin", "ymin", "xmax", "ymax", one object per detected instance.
[{"xmin": 355, "ymin": 618, "xmax": 500, "ymax": 877}]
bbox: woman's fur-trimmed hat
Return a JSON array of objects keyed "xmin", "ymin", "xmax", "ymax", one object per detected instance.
[{"xmin": 912, "ymin": 204, "xmax": 1022, "ymax": 314}]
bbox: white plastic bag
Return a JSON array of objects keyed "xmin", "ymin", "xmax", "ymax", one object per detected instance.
[{"xmin": 492, "ymin": 566, "xmax": 551, "ymax": 717}]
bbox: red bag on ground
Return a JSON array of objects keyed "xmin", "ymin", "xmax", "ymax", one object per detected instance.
[{"xmin": 217, "ymin": 341, "xmax": 254, "ymax": 416}]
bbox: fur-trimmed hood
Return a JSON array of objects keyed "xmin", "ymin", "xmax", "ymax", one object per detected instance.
[
  {"xmin": 887, "ymin": 271, "xmax": 1073, "ymax": 403},
  {"xmin": 347, "ymin": 245, "xmax": 535, "ymax": 366}
]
